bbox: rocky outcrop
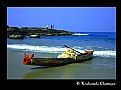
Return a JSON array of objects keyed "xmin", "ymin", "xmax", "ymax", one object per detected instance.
[
  {"xmin": 7, "ymin": 27, "xmax": 27, "ymax": 37},
  {"xmin": 29, "ymin": 34, "xmax": 40, "ymax": 38},
  {"xmin": 7, "ymin": 26, "xmax": 74, "ymax": 38},
  {"xmin": 9, "ymin": 34, "xmax": 24, "ymax": 39}
]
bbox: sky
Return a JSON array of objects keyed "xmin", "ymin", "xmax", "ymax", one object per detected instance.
[{"xmin": 7, "ymin": 7, "xmax": 116, "ymax": 32}]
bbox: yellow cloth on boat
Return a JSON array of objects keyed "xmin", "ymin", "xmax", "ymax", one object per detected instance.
[{"xmin": 57, "ymin": 48, "xmax": 77, "ymax": 60}]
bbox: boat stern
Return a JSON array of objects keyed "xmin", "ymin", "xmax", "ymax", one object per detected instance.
[{"xmin": 84, "ymin": 50, "xmax": 94, "ymax": 54}]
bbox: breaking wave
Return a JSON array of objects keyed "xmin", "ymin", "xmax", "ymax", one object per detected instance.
[
  {"xmin": 7, "ymin": 44, "xmax": 116, "ymax": 58},
  {"xmin": 72, "ymin": 33, "xmax": 89, "ymax": 36}
]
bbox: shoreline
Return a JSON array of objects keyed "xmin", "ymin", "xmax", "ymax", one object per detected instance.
[{"xmin": 7, "ymin": 49, "xmax": 116, "ymax": 79}]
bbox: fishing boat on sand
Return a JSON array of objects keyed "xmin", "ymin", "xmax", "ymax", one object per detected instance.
[{"xmin": 23, "ymin": 45, "xmax": 94, "ymax": 67}]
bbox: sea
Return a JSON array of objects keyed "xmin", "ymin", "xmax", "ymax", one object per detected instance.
[{"xmin": 7, "ymin": 32, "xmax": 116, "ymax": 79}]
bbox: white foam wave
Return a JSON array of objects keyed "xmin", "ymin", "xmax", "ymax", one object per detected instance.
[
  {"xmin": 7, "ymin": 44, "xmax": 116, "ymax": 58},
  {"xmin": 7, "ymin": 44, "xmax": 66, "ymax": 53},
  {"xmin": 93, "ymin": 51, "xmax": 116, "ymax": 58},
  {"xmin": 75, "ymin": 49, "xmax": 116, "ymax": 58},
  {"xmin": 72, "ymin": 33, "xmax": 89, "ymax": 36}
]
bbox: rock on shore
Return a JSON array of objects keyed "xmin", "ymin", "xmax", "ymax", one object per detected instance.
[{"xmin": 7, "ymin": 26, "xmax": 74, "ymax": 37}]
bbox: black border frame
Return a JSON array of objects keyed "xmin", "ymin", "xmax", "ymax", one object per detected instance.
[{"xmin": 1, "ymin": 0, "xmax": 120, "ymax": 88}]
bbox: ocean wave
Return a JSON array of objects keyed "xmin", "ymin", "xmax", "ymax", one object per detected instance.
[
  {"xmin": 7, "ymin": 44, "xmax": 116, "ymax": 58},
  {"xmin": 72, "ymin": 33, "xmax": 89, "ymax": 36},
  {"xmin": 7, "ymin": 44, "xmax": 67, "ymax": 53}
]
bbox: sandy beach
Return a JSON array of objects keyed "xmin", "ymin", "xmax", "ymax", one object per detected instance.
[{"xmin": 7, "ymin": 48, "xmax": 116, "ymax": 79}]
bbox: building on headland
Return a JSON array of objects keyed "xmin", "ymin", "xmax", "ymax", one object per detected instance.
[
  {"xmin": 46, "ymin": 25, "xmax": 48, "ymax": 29},
  {"xmin": 51, "ymin": 24, "xmax": 54, "ymax": 30},
  {"xmin": 7, "ymin": 25, "xmax": 74, "ymax": 38},
  {"xmin": 53, "ymin": 25, "xmax": 54, "ymax": 29}
]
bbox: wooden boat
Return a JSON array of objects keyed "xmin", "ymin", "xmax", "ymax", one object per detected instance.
[{"xmin": 23, "ymin": 50, "xmax": 94, "ymax": 67}]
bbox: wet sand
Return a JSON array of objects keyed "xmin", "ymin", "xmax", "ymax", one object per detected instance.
[{"xmin": 7, "ymin": 49, "xmax": 116, "ymax": 79}]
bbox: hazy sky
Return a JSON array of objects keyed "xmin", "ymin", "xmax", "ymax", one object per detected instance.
[{"xmin": 7, "ymin": 7, "xmax": 116, "ymax": 32}]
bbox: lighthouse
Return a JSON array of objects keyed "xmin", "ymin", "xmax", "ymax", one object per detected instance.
[{"xmin": 51, "ymin": 24, "xmax": 54, "ymax": 30}]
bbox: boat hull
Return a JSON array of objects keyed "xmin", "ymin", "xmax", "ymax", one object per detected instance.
[{"xmin": 23, "ymin": 50, "xmax": 94, "ymax": 67}]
